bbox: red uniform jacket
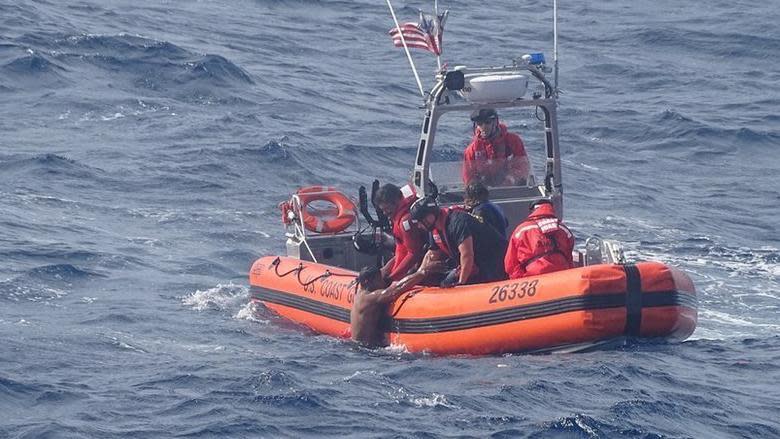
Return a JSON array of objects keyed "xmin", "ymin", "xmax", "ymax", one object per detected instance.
[
  {"xmin": 388, "ymin": 185, "xmax": 426, "ymax": 281},
  {"xmin": 504, "ymin": 203, "xmax": 574, "ymax": 279},
  {"xmin": 462, "ymin": 123, "xmax": 529, "ymax": 186}
]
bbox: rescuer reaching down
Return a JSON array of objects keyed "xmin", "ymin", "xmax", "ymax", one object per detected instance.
[
  {"xmin": 410, "ymin": 197, "xmax": 507, "ymax": 287},
  {"xmin": 374, "ymin": 183, "xmax": 427, "ymax": 282}
]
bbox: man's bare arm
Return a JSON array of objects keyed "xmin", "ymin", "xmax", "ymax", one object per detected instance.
[
  {"xmin": 457, "ymin": 236, "xmax": 475, "ymax": 285},
  {"xmin": 380, "ymin": 256, "xmax": 395, "ymax": 279},
  {"xmin": 373, "ymin": 254, "xmax": 445, "ymax": 304}
]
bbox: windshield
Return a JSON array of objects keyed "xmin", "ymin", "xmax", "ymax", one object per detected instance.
[{"xmin": 428, "ymin": 107, "xmax": 548, "ymax": 193}]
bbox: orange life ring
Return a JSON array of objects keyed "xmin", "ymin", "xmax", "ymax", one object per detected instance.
[{"xmin": 296, "ymin": 186, "xmax": 356, "ymax": 234}]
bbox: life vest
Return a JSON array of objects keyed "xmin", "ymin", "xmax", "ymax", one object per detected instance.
[
  {"xmin": 430, "ymin": 206, "xmax": 468, "ymax": 260},
  {"xmin": 387, "ymin": 184, "xmax": 426, "ymax": 281},
  {"xmin": 471, "ymin": 124, "xmax": 516, "ymax": 161},
  {"xmin": 391, "ymin": 184, "xmax": 418, "ymax": 241},
  {"xmin": 507, "ymin": 203, "xmax": 574, "ymax": 277},
  {"xmin": 462, "ymin": 124, "xmax": 527, "ymax": 185}
]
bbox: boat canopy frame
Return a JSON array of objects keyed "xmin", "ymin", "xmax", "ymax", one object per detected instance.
[{"xmin": 410, "ymin": 62, "xmax": 563, "ymax": 222}]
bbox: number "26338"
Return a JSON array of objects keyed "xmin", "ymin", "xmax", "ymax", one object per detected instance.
[{"xmin": 489, "ymin": 280, "xmax": 539, "ymax": 304}]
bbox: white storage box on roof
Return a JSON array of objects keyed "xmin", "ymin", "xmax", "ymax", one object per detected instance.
[{"xmin": 461, "ymin": 74, "xmax": 528, "ymax": 103}]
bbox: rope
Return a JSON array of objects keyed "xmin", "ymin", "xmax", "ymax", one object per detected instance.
[
  {"xmin": 272, "ymin": 257, "xmax": 303, "ymax": 278},
  {"xmin": 271, "ymin": 257, "xmax": 357, "ymax": 288},
  {"xmin": 292, "ymin": 222, "xmax": 319, "ymax": 263},
  {"xmin": 298, "ymin": 269, "xmax": 332, "ymax": 287}
]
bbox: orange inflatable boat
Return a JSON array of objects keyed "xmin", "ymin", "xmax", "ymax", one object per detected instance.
[{"xmin": 249, "ymin": 256, "xmax": 697, "ymax": 355}]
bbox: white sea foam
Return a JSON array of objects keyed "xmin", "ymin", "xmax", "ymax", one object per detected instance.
[
  {"xmin": 105, "ymin": 335, "xmax": 147, "ymax": 353},
  {"xmin": 690, "ymin": 308, "xmax": 780, "ymax": 340},
  {"xmin": 388, "ymin": 384, "xmax": 458, "ymax": 408},
  {"xmin": 385, "ymin": 343, "xmax": 410, "ymax": 355},
  {"xmin": 182, "ymin": 283, "xmax": 247, "ymax": 311},
  {"xmin": 411, "ymin": 393, "xmax": 456, "ymax": 408},
  {"xmin": 100, "ymin": 112, "xmax": 125, "ymax": 121},
  {"xmin": 702, "ymin": 309, "xmax": 780, "ymax": 329},
  {"xmin": 126, "ymin": 236, "xmax": 161, "ymax": 246},
  {"xmin": 234, "ymin": 301, "xmax": 267, "ymax": 322},
  {"xmin": 342, "ymin": 370, "xmax": 367, "ymax": 382}
]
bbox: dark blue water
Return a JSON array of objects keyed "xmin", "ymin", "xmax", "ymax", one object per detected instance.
[{"xmin": 2, "ymin": 0, "xmax": 778, "ymax": 437}]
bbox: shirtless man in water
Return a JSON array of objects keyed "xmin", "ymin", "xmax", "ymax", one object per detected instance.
[{"xmin": 351, "ymin": 252, "xmax": 445, "ymax": 348}]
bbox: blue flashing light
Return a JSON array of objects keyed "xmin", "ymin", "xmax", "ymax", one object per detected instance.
[{"xmin": 527, "ymin": 52, "xmax": 545, "ymax": 65}]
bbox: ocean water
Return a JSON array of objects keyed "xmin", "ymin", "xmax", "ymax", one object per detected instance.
[{"xmin": 1, "ymin": 0, "xmax": 778, "ymax": 437}]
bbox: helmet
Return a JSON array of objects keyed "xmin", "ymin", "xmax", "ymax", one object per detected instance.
[
  {"xmin": 470, "ymin": 108, "xmax": 498, "ymax": 123},
  {"xmin": 529, "ymin": 199, "xmax": 553, "ymax": 211},
  {"xmin": 409, "ymin": 196, "xmax": 439, "ymax": 221}
]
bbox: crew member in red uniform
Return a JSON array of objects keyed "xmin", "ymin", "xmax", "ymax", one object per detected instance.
[
  {"xmin": 374, "ymin": 183, "xmax": 427, "ymax": 281},
  {"xmin": 462, "ymin": 108, "xmax": 531, "ymax": 187},
  {"xmin": 504, "ymin": 199, "xmax": 575, "ymax": 279}
]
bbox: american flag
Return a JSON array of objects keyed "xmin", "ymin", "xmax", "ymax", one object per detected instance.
[{"xmin": 388, "ymin": 10, "xmax": 448, "ymax": 56}]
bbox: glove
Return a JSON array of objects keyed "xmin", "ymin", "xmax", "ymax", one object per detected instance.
[{"xmin": 439, "ymin": 268, "xmax": 460, "ymax": 288}]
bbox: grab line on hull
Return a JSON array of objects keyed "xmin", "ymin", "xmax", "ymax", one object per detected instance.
[{"xmin": 269, "ymin": 256, "xmax": 356, "ymax": 288}]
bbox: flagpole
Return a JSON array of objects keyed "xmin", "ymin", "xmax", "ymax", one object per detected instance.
[
  {"xmin": 434, "ymin": 0, "xmax": 441, "ymax": 70},
  {"xmin": 553, "ymin": 0, "xmax": 559, "ymax": 96},
  {"xmin": 386, "ymin": 0, "xmax": 425, "ymax": 97}
]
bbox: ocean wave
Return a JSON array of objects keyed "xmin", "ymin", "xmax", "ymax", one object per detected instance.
[
  {"xmin": 0, "ymin": 375, "xmax": 45, "ymax": 399},
  {"xmin": 0, "ymin": 281, "xmax": 68, "ymax": 303},
  {"xmin": 24, "ymin": 263, "xmax": 107, "ymax": 281},
  {"xmin": 633, "ymin": 26, "xmax": 780, "ymax": 59},
  {"xmin": 0, "ymin": 153, "xmax": 101, "ymax": 180},
  {"xmin": 0, "ymin": 240, "xmax": 142, "ymax": 270},
  {"xmin": 180, "ymin": 54, "xmax": 254, "ymax": 85},
  {"xmin": 248, "ymin": 368, "xmax": 300, "ymax": 390},
  {"xmin": 6, "ymin": 32, "xmax": 255, "ymax": 101},
  {"xmin": 1, "ymin": 51, "xmax": 67, "ymax": 75},
  {"xmin": 538, "ymin": 414, "xmax": 615, "ymax": 438},
  {"xmin": 251, "ymin": 389, "xmax": 328, "ymax": 410}
]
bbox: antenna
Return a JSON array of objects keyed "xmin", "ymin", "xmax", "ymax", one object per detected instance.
[
  {"xmin": 385, "ymin": 0, "xmax": 426, "ymax": 98},
  {"xmin": 553, "ymin": 0, "xmax": 559, "ymax": 95}
]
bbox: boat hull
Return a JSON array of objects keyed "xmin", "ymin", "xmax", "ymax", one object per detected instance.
[{"xmin": 249, "ymin": 256, "xmax": 697, "ymax": 355}]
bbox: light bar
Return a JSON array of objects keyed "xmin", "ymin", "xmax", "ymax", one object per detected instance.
[{"xmin": 522, "ymin": 53, "xmax": 546, "ymax": 65}]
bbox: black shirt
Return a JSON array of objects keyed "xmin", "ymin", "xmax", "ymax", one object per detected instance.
[
  {"xmin": 470, "ymin": 201, "xmax": 509, "ymax": 240},
  {"xmin": 431, "ymin": 210, "xmax": 508, "ymax": 283}
]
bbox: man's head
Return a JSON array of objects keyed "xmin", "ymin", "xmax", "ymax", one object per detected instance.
[
  {"xmin": 470, "ymin": 108, "xmax": 499, "ymax": 139},
  {"xmin": 374, "ymin": 184, "xmax": 403, "ymax": 218},
  {"xmin": 464, "ymin": 181, "xmax": 489, "ymax": 209},
  {"xmin": 356, "ymin": 265, "xmax": 387, "ymax": 291},
  {"xmin": 409, "ymin": 196, "xmax": 439, "ymax": 231}
]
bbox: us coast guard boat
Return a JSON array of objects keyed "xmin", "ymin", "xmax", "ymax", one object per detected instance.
[{"xmin": 248, "ymin": 6, "xmax": 697, "ymax": 355}]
